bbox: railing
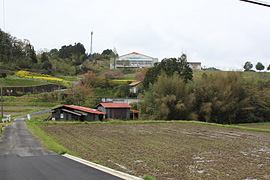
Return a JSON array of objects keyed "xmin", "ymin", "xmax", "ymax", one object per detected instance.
[{"xmin": 2, "ymin": 114, "xmax": 11, "ymax": 123}]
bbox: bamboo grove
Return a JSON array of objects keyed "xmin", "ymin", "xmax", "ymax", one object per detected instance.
[{"xmin": 140, "ymin": 58, "xmax": 270, "ymax": 124}]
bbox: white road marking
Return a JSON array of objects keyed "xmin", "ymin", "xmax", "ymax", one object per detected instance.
[{"xmin": 62, "ymin": 154, "xmax": 142, "ymax": 180}]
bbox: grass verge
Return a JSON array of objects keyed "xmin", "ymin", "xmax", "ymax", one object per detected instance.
[{"xmin": 26, "ymin": 118, "xmax": 71, "ymax": 155}]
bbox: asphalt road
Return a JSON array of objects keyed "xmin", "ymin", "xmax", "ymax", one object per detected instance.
[{"xmin": 0, "ymin": 114, "xmax": 122, "ymax": 180}]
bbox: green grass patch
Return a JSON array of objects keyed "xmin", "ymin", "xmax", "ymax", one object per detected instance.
[
  {"xmin": 26, "ymin": 118, "xmax": 72, "ymax": 155},
  {"xmin": 193, "ymin": 70, "xmax": 270, "ymax": 82},
  {"xmin": 93, "ymin": 87, "xmax": 117, "ymax": 97},
  {"xmin": 0, "ymin": 77, "xmax": 50, "ymax": 87},
  {"xmin": 55, "ymin": 74, "xmax": 79, "ymax": 82},
  {"xmin": 238, "ymin": 122, "xmax": 270, "ymax": 130},
  {"xmin": 3, "ymin": 101, "xmax": 58, "ymax": 107},
  {"xmin": 142, "ymin": 175, "xmax": 156, "ymax": 180}
]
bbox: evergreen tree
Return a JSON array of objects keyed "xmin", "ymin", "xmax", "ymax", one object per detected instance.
[
  {"xmin": 41, "ymin": 52, "xmax": 49, "ymax": 63},
  {"xmin": 243, "ymin": 61, "xmax": 253, "ymax": 71},
  {"xmin": 256, "ymin": 62, "xmax": 265, "ymax": 71},
  {"xmin": 143, "ymin": 54, "xmax": 193, "ymax": 89}
]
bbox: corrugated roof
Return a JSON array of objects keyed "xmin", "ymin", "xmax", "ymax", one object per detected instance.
[
  {"xmin": 188, "ymin": 62, "xmax": 201, "ymax": 64},
  {"xmin": 129, "ymin": 81, "xmax": 141, "ymax": 86},
  {"xmin": 98, "ymin": 103, "xmax": 131, "ymax": 108},
  {"xmin": 64, "ymin": 105, "xmax": 106, "ymax": 115},
  {"xmin": 130, "ymin": 110, "xmax": 139, "ymax": 113},
  {"xmin": 62, "ymin": 109, "xmax": 82, "ymax": 116}
]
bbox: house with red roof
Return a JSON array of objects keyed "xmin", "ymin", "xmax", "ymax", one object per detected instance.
[
  {"xmin": 51, "ymin": 105, "xmax": 106, "ymax": 121},
  {"xmin": 96, "ymin": 103, "xmax": 131, "ymax": 120},
  {"xmin": 129, "ymin": 81, "xmax": 141, "ymax": 94}
]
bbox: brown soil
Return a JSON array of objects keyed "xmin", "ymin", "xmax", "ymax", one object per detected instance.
[{"xmin": 42, "ymin": 123, "xmax": 270, "ymax": 179}]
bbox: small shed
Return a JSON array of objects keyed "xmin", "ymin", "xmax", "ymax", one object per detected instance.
[
  {"xmin": 130, "ymin": 110, "xmax": 140, "ymax": 120},
  {"xmin": 129, "ymin": 81, "xmax": 141, "ymax": 94},
  {"xmin": 96, "ymin": 103, "xmax": 131, "ymax": 120},
  {"xmin": 52, "ymin": 105, "xmax": 106, "ymax": 122}
]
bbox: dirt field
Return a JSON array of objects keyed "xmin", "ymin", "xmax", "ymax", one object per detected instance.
[{"xmin": 42, "ymin": 123, "xmax": 270, "ymax": 179}]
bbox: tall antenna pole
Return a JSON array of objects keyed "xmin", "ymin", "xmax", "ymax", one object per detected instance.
[{"xmin": 89, "ymin": 31, "xmax": 93, "ymax": 61}]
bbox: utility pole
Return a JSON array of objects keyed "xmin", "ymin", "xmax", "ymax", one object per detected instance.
[
  {"xmin": 58, "ymin": 84, "xmax": 60, "ymax": 104},
  {"xmin": 89, "ymin": 31, "xmax": 93, "ymax": 61},
  {"xmin": 1, "ymin": 81, "xmax": 3, "ymax": 118}
]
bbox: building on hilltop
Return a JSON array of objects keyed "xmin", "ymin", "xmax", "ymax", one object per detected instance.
[
  {"xmin": 110, "ymin": 52, "xmax": 158, "ymax": 69},
  {"xmin": 188, "ymin": 62, "xmax": 202, "ymax": 70}
]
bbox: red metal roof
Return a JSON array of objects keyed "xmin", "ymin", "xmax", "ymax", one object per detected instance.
[
  {"xmin": 98, "ymin": 103, "xmax": 131, "ymax": 108},
  {"xmin": 129, "ymin": 81, "xmax": 141, "ymax": 86},
  {"xmin": 64, "ymin": 105, "xmax": 106, "ymax": 115},
  {"xmin": 130, "ymin": 110, "xmax": 139, "ymax": 113},
  {"xmin": 62, "ymin": 109, "xmax": 82, "ymax": 116}
]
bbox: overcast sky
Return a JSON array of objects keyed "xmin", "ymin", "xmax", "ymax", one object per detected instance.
[{"xmin": 1, "ymin": 0, "xmax": 270, "ymax": 70}]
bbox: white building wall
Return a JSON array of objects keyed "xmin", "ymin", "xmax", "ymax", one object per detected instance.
[{"xmin": 110, "ymin": 52, "xmax": 158, "ymax": 69}]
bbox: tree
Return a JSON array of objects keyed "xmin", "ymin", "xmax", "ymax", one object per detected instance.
[
  {"xmin": 80, "ymin": 71, "xmax": 98, "ymax": 87},
  {"xmin": 267, "ymin": 64, "xmax": 270, "ymax": 71},
  {"xmin": 41, "ymin": 52, "xmax": 49, "ymax": 63},
  {"xmin": 102, "ymin": 71, "xmax": 124, "ymax": 79},
  {"xmin": 101, "ymin": 49, "xmax": 113, "ymax": 56},
  {"xmin": 30, "ymin": 45, "xmax": 37, "ymax": 63},
  {"xmin": 121, "ymin": 60, "xmax": 130, "ymax": 68},
  {"xmin": 58, "ymin": 43, "xmax": 86, "ymax": 64},
  {"xmin": 256, "ymin": 62, "xmax": 265, "ymax": 71},
  {"xmin": 143, "ymin": 54, "xmax": 193, "ymax": 89},
  {"xmin": 0, "ymin": 29, "xmax": 37, "ymax": 68},
  {"xmin": 135, "ymin": 68, "xmax": 149, "ymax": 81},
  {"xmin": 115, "ymin": 83, "xmax": 131, "ymax": 97},
  {"xmin": 194, "ymin": 72, "xmax": 245, "ymax": 124},
  {"xmin": 243, "ymin": 61, "xmax": 253, "ymax": 71},
  {"xmin": 140, "ymin": 72, "xmax": 195, "ymax": 120},
  {"xmin": 1, "ymin": 73, "xmax": 7, "ymax": 78},
  {"xmin": 65, "ymin": 82, "xmax": 94, "ymax": 106},
  {"xmin": 42, "ymin": 60, "xmax": 52, "ymax": 70}
]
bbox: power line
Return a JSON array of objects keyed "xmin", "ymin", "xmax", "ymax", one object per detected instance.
[{"xmin": 239, "ymin": 0, "xmax": 270, "ymax": 7}]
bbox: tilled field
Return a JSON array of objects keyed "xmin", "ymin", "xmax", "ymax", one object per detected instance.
[{"xmin": 42, "ymin": 123, "xmax": 270, "ymax": 179}]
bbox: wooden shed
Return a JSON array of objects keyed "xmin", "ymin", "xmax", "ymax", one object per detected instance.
[
  {"xmin": 51, "ymin": 105, "xmax": 106, "ymax": 122},
  {"xmin": 96, "ymin": 103, "xmax": 131, "ymax": 120}
]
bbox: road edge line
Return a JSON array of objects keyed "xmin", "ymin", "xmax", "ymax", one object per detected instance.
[{"xmin": 62, "ymin": 154, "xmax": 142, "ymax": 180}]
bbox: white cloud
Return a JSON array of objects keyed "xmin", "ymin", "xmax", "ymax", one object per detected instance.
[{"xmin": 2, "ymin": 0, "xmax": 270, "ymax": 70}]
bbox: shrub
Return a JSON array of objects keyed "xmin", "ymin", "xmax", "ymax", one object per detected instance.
[
  {"xmin": 17, "ymin": 70, "xmax": 63, "ymax": 82},
  {"xmin": 102, "ymin": 71, "xmax": 124, "ymax": 79},
  {"xmin": 142, "ymin": 175, "xmax": 156, "ymax": 180},
  {"xmin": 1, "ymin": 73, "xmax": 7, "ymax": 78}
]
